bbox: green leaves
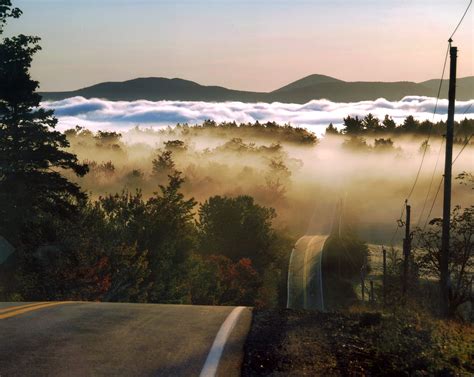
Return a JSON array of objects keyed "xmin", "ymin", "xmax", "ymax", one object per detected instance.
[
  {"xmin": 0, "ymin": 1, "xmax": 22, "ymax": 35},
  {"xmin": 0, "ymin": 1, "xmax": 88, "ymax": 244}
]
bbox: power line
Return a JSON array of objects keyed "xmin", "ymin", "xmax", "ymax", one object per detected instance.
[
  {"xmin": 462, "ymin": 102, "xmax": 472, "ymax": 115},
  {"xmin": 390, "ymin": 0, "xmax": 472, "ymax": 243},
  {"xmin": 449, "ymin": 0, "xmax": 472, "ymax": 40},
  {"xmin": 390, "ymin": 45, "xmax": 449, "ymax": 244},
  {"xmin": 405, "ymin": 44, "xmax": 449, "ymax": 203},
  {"xmin": 389, "ymin": 201, "xmax": 406, "ymax": 246},
  {"xmin": 416, "ymin": 137, "xmax": 445, "ymax": 227},
  {"xmin": 423, "ymin": 176, "xmax": 444, "ymax": 230},
  {"xmin": 416, "ymin": 95, "xmax": 472, "ymax": 227},
  {"xmin": 398, "ymin": 0, "xmax": 472, "ymax": 232},
  {"xmin": 452, "ymin": 133, "xmax": 473, "ymax": 165},
  {"xmin": 421, "ymin": 135, "xmax": 472, "ymax": 229},
  {"xmin": 431, "ymin": 45, "xmax": 450, "ymax": 124}
]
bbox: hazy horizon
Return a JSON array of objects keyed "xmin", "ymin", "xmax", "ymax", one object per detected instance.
[{"xmin": 7, "ymin": 0, "xmax": 473, "ymax": 92}]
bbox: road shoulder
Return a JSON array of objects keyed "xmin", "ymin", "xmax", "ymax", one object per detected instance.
[{"xmin": 216, "ymin": 307, "xmax": 252, "ymax": 377}]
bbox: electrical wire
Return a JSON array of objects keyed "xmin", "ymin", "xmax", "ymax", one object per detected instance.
[
  {"xmin": 421, "ymin": 135, "xmax": 472, "ymax": 229},
  {"xmin": 449, "ymin": 0, "xmax": 472, "ymax": 40},
  {"xmin": 423, "ymin": 176, "xmax": 444, "ymax": 230},
  {"xmin": 453, "ymin": 133, "xmax": 473, "ymax": 165},
  {"xmin": 416, "ymin": 137, "xmax": 445, "ymax": 227},
  {"xmin": 431, "ymin": 45, "xmax": 451, "ymax": 124},
  {"xmin": 405, "ymin": 45, "xmax": 449, "ymax": 203},
  {"xmin": 389, "ymin": 44, "xmax": 449, "ymax": 245},
  {"xmin": 389, "ymin": 201, "xmax": 406, "ymax": 246},
  {"xmin": 462, "ymin": 102, "xmax": 472, "ymax": 116},
  {"xmin": 393, "ymin": 0, "xmax": 472, "ymax": 236}
]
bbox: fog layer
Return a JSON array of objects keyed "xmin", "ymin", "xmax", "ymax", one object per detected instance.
[{"xmin": 44, "ymin": 96, "xmax": 474, "ymax": 136}]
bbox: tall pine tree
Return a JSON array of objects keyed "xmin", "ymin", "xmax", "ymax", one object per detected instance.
[{"xmin": 0, "ymin": 1, "xmax": 88, "ymax": 245}]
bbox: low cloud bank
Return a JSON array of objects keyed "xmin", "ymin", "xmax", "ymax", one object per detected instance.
[{"xmin": 42, "ymin": 96, "xmax": 474, "ymax": 135}]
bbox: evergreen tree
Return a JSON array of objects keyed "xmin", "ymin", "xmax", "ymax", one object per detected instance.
[
  {"xmin": 342, "ymin": 115, "xmax": 363, "ymax": 135},
  {"xmin": 325, "ymin": 123, "xmax": 339, "ymax": 135},
  {"xmin": 382, "ymin": 115, "xmax": 396, "ymax": 131},
  {"xmin": 0, "ymin": 1, "xmax": 88, "ymax": 244},
  {"xmin": 401, "ymin": 115, "xmax": 419, "ymax": 133},
  {"xmin": 152, "ymin": 149, "xmax": 175, "ymax": 180},
  {"xmin": 362, "ymin": 113, "xmax": 381, "ymax": 133}
]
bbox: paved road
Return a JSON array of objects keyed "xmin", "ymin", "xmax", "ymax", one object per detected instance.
[
  {"xmin": 287, "ymin": 235, "xmax": 328, "ymax": 310},
  {"xmin": 0, "ymin": 302, "xmax": 251, "ymax": 377}
]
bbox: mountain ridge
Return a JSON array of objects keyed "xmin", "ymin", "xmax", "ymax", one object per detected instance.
[{"xmin": 40, "ymin": 74, "xmax": 474, "ymax": 103}]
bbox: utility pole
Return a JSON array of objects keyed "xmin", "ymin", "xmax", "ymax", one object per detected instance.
[
  {"xmin": 382, "ymin": 247, "xmax": 387, "ymax": 305},
  {"xmin": 402, "ymin": 203, "xmax": 411, "ymax": 299},
  {"xmin": 360, "ymin": 264, "xmax": 366, "ymax": 302},
  {"xmin": 440, "ymin": 41, "xmax": 457, "ymax": 317}
]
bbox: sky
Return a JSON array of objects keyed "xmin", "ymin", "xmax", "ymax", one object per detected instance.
[{"xmin": 5, "ymin": 0, "xmax": 474, "ymax": 92}]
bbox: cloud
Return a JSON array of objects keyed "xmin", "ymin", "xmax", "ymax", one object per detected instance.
[{"xmin": 42, "ymin": 96, "xmax": 474, "ymax": 135}]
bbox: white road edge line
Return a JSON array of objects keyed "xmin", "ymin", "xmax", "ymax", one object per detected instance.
[{"xmin": 200, "ymin": 306, "xmax": 246, "ymax": 377}]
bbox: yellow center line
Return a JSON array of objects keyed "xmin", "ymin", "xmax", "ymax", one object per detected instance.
[
  {"xmin": 0, "ymin": 302, "xmax": 48, "ymax": 314},
  {"xmin": 0, "ymin": 301, "xmax": 76, "ymax": 320}
]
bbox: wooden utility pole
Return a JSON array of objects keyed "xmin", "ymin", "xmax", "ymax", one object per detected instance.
[
  {"xmin": 402, "ymin": 204, "xmax": 411, "ymax": 299},
  {"xmin": 440, "ymin": 41, "xmax": 457, "ymax": 317},
  {"xmin": 361, "ymin": 265, "xmax": 366, "ymax": 302},
  {"xmin": 382, "ymin": 247, "xmax": 387, "ymax": 305}
]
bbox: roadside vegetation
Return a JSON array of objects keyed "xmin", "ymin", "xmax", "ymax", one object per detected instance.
[
  {"xmin": 242, "ymin": 174, "xmax": 473, "ymax": 375},
  {"xmin": 242, "ymin": 309, "xmax": 473, "ymax": 376}
]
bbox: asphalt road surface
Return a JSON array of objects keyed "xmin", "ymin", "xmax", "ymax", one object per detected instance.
[
  {"xmin": 0, "ymin": 302, "xmax": 251, "ymax": 377},
  {"xmin": 287, "ymin": 235, "xmax": 328, "ymax": 310}
]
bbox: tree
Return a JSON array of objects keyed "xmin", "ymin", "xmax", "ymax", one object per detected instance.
[
  {"xmin": 164, "ymin": 139, "xmax": 187, "ymax": 152},
  {"xmin": 382, "ymin": 115, "xmax": 396, "ymax": 132},
  {"xmin": 264, "ymin": 158, "xmax": 291, "ymax": 204},
  {"xmin": 418, "ymin": 120, "xmax": 433, "ymax": 135},
  {"xmin": 342, "ymin": 136, "xmax": 369, "ymax": 152},
  {"xmin": 362, "ymin": 113, "xmax": 381, "ymax": 133},
  {"xmin": 197, "ymin": 195, "xmax": 276, "ymax": 272},
  {"xmin": 325, "ymin": 123, "xmax": 339, "ymax": 135},
  {"xmin": 414, "ymin": 205, "xmax": 473, "ymax": 316},
  {"xmin": 374, "ymin": 138, "xmax": 395, "ymax": 152},
  {"xmin": 0, "ymin": 1, "xmax": 88, "ymax": 245},
  {"xmin": 92, "ymin": 171, "xmax": 197, "ymax": 303},
  {"xmin": 419, "ymin": 140, "xmax": 431, "ymax": 155},
  {"xmin": 401, "ymin": 115, "xmax": 419, "ymax": 133},
  {"xmin": 145, "ymin": 171, "xmax": 197, "ymax": 302},
  {"xmin": 152, "ymin": 149, "xmax": 175, "ymax": 181},
  {"xmin": 342, "ymin": 115, "xmax": 363, "ymax": 135},
  {"xmin": 186, "ymin": 254, "xmax": 261, "ymax": 306}
]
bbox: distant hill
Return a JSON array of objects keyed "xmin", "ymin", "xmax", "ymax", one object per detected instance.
[
  {"xmin": 41, "ymin": 77, "xmax": 266, "ymax": 102},
  {"xmin": 419, "ymin": 77, "xmax": 474, "ymax": 98},
  {"xmin": 273, "ymin": 74, "xmax": 344, "ymax": 93},
  {"xmin": 40, "ymin": 75, "xmax": 474, "ymax": 103}
]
